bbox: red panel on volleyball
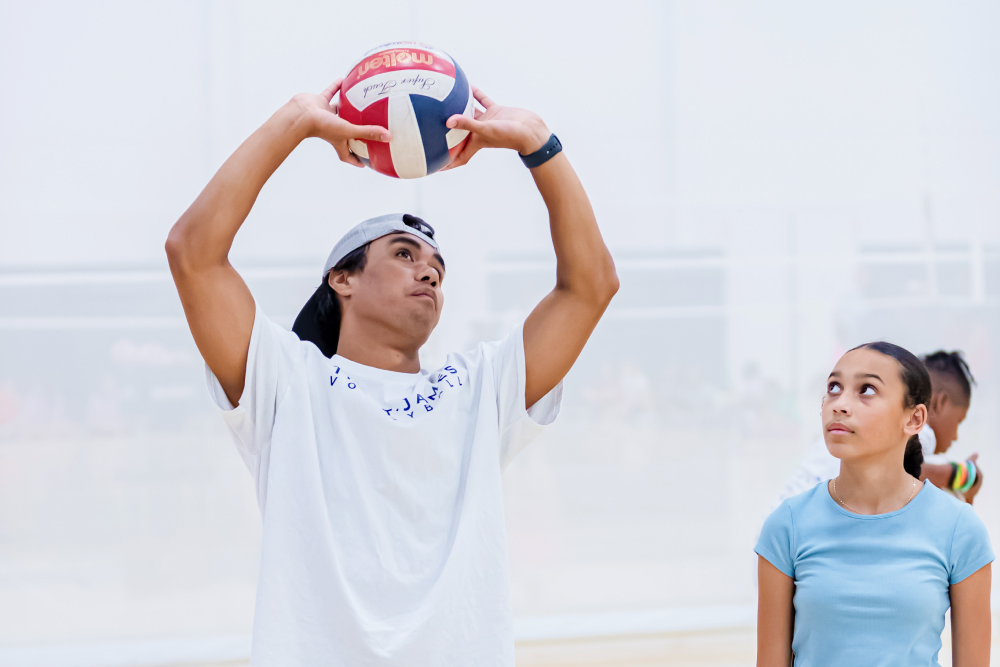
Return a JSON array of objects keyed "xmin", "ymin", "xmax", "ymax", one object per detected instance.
[
  {"xmin": 343, "ymin": 47, "xmax": 455, "ymax": 90},
  {"xmin": 361, "ymin": 98, "xmax": 397, "ymax": 178}
]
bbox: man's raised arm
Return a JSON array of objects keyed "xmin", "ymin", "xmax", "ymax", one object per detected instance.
[
  {"xmin": 446, "ymin": 89, "xmax": 619, "ymax": 408},
  {"xmin": 165, "ymin": 80, "xmax": 389, "ymax": 406}
]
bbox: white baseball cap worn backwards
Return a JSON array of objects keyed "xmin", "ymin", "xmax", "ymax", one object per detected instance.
[{"xmin": 322, "ymin": 213, "xmax": 439, "ymax": 278}]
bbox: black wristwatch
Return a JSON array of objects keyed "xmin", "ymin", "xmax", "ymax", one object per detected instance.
[{"xmin": 520, "ymin": 134, "xmax": 562, "ymax": 169}]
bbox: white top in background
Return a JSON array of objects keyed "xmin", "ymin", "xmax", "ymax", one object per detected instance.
[{"xmin": 206, "ymin": 306, "xmax": 562, "ymax": 666}]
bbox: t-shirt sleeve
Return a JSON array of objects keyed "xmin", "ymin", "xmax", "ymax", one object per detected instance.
[
  {"xmin": 205, "ymin": 303, "xmax": 304, "ymax": 459},
  {"xmin": 755, "ymin": 502, "xmax": 796, "ymax": 578},
  {"xmin": 489, "ymin": 321, "xmax": 564, "ymax": 470},
  {"xmin": 949, "ymin": 505, "xmax": 995, "ymax": 584}
]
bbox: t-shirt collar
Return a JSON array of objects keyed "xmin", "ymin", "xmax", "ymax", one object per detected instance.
[{"xmin": 331, "ymin": 354, "xmax": 426, "ymax": 385}]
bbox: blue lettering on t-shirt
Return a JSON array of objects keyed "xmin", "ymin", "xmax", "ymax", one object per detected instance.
[{"xmin": 365, "ymin": 364, "xmax": 469, "ymax": 421}]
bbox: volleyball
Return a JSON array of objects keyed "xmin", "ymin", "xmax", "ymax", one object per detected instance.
[{"xmin": 340, "ymin": 42, "xmax": 473, "ymax": 179}]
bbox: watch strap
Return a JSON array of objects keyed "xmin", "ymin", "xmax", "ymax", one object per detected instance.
[{"xmin": 520, "ymin": 134, "xmax": 562, "ymax": 168}]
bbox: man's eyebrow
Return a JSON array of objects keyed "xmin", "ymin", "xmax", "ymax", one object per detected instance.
[{"xmin": 388, "ymin": 235, "xmax": 446, "ymax": 273}]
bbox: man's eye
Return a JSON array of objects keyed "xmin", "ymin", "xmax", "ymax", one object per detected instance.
[
  {"xmin": 828, "ymin": 383, "xmax": 841, "ymax": 394},
  {"xmin": 397, "ymin": 250, "xmax": 411, "ymax": 259},
  {"xmin": 860, "ymin": 385, "xmax": 876, "ymax": 396}
]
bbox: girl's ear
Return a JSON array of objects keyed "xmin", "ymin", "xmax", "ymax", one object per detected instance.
[{"xmin": 904, "ymin": 403, "xmax": 928, "ymax": 437}]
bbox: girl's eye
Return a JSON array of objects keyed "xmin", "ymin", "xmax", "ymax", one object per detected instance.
[
  {"xmin": 828, "ymin": 383, "xmax": 841, "ymax": 394},
  {"xmin": 860, "ymin": 385, "xmax": 876, "ymax": 396}
]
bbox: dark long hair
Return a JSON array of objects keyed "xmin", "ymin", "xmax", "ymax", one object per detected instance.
[
  {"xmin": 292, "ymin": 214, "xmax": 436, "ymax": 357},
  {"xmin": 850, "ymin": 342, "xmax": 932, "ymax": 479}
]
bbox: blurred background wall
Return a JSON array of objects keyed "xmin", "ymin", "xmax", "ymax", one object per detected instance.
[{"xmin": 1, "ymin": 0, "xmax": 998, "ymax": 663}]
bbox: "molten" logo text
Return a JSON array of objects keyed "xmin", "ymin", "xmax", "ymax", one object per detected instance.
[{"xmin": 357, "ymin": 50, "xmax": 434, "ymax": 77}]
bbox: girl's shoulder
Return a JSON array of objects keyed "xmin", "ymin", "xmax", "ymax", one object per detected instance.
[
  {"xmin": 918, "ymin": 484, "xmax": 996, "ymax": 583},
  {"xmin": 918, "ymin": 481, "xmax": 973, "ymax": 523},
  {"xmin": 762, "ymin": 482, "xmax": 829, "ymax": 534},
  {"xmin": 782, "ymin": 480, "xmax": 829, "ymax": 516}
]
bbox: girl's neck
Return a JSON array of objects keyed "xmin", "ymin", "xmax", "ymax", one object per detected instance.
[{"xmin": 832, "ymin": 451, "xmax": 922, "ymax": 515}]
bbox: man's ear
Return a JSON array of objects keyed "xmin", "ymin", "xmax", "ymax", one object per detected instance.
[
  {"xmin": 904, "ymin": 403, "xmax": 928, "ymax": 437},
  {"xmin": 329, "ymin": 270, "xmax": 355, "ymax": 298}
]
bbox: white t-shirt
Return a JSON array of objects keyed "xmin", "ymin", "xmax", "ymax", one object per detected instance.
[
  {"xmin": 206, "ymin": 306, "xmax": 562, "ymax": 666},
  {"xmin": 773, "ymin": 426, "xmax": 938, "ymax": 508}
]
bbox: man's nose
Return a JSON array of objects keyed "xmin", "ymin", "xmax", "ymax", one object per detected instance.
[{"xmin": 417, "ymin": 265, "xmax": 437, "ymax": 287}]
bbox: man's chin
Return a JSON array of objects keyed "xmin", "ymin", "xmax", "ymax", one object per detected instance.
[{"xmin": 392, "ymin": 313, "xmax": 439, "ymax": 346}]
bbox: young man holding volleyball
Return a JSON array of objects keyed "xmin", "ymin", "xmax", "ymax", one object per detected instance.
[{"xmin": 166, "ymin": 77, "xmax": 617, "ymax": 665}]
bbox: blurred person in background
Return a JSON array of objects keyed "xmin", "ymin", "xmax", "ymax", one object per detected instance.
[
  {"xmin": 165, "ymin": 77, "xmax": 617, "ymax": 666},
  {"xmin": 774, "ymin": 350, "xmax": 982, "ymax": 506},
  {"xmin": 756, "ymin": 342, "xmax": 993, "ymax": 666}
]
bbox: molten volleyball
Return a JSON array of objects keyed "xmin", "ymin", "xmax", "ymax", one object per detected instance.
[{"xmin": 340, "ymin": 42, "xmax": 473, "ymax": 179}]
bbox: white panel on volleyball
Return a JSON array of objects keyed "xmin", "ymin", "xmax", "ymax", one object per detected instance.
[
  {"xmin": 387, "ymin": 95, "xmax": 427, "ymax": 180},
  {"xmin": 445, "ymin": 89, "xmax": 475, "ymax": 149},
  {"xmin": 348, "ymin": 138, "xmax": 369, "ymax": 159},
  {"xmin": 344, "ymin": 70, "xmax": 456, "ymax": 111}
]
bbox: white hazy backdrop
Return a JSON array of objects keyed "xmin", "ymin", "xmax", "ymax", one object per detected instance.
[{"xmin": 2, "ymin": 0, "xmax": 999, "ymax": 651}]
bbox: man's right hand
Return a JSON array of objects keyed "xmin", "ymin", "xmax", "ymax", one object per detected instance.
[
  {"xmin": 167, "ymin": 79, "xmax": 391, "ymax": 407},
  {"xmin": 292, "ymin": 79, "xmax": 391, "ymax": 167}
]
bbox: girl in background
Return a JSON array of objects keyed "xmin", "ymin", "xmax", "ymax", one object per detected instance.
[{"xmin": 756, "ymin": 342, "xmax": 993, "ymax": 666}]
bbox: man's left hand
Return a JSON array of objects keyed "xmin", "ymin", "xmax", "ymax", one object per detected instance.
[{"xmin": 443, "ymin": 87, "xmax": 551, "ymax": 170}]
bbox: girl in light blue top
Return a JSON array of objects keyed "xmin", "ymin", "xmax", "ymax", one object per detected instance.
[{"xmin": 756, "ymin": 342, "xmax": 993, "ymax": 667}]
